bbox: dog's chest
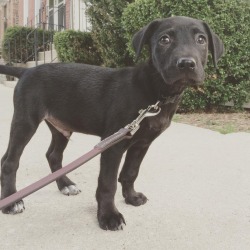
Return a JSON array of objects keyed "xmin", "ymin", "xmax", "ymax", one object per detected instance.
[
  {"xmin": 146, "ymin": 111, "xmax": 172, "ymax": 134},
  {"xmin": 141, "ymin": 104, "xmax": 178, "ymax": 135}
]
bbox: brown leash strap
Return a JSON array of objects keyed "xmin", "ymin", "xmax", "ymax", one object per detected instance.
[
  {"xmin": 0, "ymin": 128, "xmax": 132, "ymax": 210},
  {"xmin": 0, "ymin": 101, "xmax": 161, "ymax": 210}
]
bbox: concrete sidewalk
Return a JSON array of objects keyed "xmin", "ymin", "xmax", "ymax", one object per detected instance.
[{"xmin": 0, "ymin": 84, "xmax": 250, "ymax": 250}]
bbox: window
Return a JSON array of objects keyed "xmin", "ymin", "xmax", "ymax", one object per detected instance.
[
  {"xmin": 58, "ymin": 3, "xmax": 65, "ymax": 31},
  {"xmin": 48, "ymin": 0, "xmax": 65, "ymax": 31},
  {"xmin": 49, "ymin": 0, "xmax": 54, "ymax": 8}
]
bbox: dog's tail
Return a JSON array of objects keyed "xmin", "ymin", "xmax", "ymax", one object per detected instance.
[{"xmin": 0, "ymin": 65, "xmax": 27, "ymax": 78}]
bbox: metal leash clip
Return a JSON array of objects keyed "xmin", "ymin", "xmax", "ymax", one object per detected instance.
[{"xmin": 125, "ymin": 101, "xmax": 161, "ymax": 135}]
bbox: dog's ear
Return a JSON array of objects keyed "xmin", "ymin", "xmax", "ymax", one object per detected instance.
[
  {"xmin": 203, "ymin": 22, "xmax": 224, "ymax": 68},
  {"xmin": 132, "ymin": 20, "xmax": 160, "ymax": 60}
]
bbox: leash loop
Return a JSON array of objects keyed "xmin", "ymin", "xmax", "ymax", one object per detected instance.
[{"xmin": 125, "ymin": 101, "xmax": 161, "ymax": 135}]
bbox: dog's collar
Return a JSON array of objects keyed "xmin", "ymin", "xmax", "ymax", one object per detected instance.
[{"xmin": 159, "ymin": 93, "xmax": 183, "ymax": 105}]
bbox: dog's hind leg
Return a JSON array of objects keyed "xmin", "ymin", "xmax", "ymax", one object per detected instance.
[
  {"xmin": 45, "ymin": 121, "xmax": 81, "ymax": 196},
  {"xmin": 1, "ymin": 115, "xmax": 39, "ymax": 214}
]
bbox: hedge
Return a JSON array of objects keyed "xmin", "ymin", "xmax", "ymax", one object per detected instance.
[
  {"xmin": 121, "ymin": 0, "xmax": 250, "ymax": 111},
  {"xmin": 54, "ymin": 30, "xmax": 102, "ymax": 65},
  {"xmin": 84, "ymin": 0, "xmax": 134, "ymax": 67},
  {"xmin": 2, "ymin": 26, "xmax": 53, "ymax": 63}
]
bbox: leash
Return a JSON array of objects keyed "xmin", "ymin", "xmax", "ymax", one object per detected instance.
[{"xmin": 0, "ymin": 101, "xmax": 161, "ymax": 210}]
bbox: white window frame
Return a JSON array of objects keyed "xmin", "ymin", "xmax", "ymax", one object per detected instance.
[{"xmin": 48, "ymin": 0, "xmax": 65, "ymax": 31}]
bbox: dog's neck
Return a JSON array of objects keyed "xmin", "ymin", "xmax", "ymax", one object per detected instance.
[
  {"xmin": 158, "ymin": 93, "xmax": 184, "ymax": 105},
  {"xmin": 134, "ymin": 62, "xmax": 186, "ymax": 105}
]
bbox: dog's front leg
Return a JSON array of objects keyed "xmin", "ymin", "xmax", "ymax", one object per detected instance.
[
  {"xmin": 96, "ymin": 144, "xmax": 126, "ymax": 231},
  {"xmin": 118, "ymin": 142, "xmax": 150, "ymax": 206}
]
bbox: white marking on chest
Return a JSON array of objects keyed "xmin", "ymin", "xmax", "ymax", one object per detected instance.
[{"xmin": 148, "ymin": 115, "xmax": 170, "ymax": 132}]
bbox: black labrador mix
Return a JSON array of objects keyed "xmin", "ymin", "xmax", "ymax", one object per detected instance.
[{"xmin": 0, "ymin": 16, "xmax": 224, "ymax": 230}]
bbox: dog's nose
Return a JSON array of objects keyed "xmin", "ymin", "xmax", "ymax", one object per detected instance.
[{"xmin": 177, "ymin": 57, "xmax": 196, "ymax": 70}]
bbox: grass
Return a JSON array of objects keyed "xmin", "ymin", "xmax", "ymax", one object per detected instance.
[
  {"xmin": 217, "ymin": 124, "xmax": 237, "ymax": 134},
  {"xmin": 173, "ymin": 112, "xmax": 250, "ymax": 134}
]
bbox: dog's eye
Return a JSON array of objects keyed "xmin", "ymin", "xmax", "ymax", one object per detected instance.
[
  {"xmin": 196, "ymin": 35, "xmax": 206, "ymax": 45},
  {"xmin": 159, "ymin": 35, "xmax": 171, "ymax": 45}
]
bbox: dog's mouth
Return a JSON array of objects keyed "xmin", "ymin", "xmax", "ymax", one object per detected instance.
[
  {"xmin": 175, "ymin": 78, "xmax": 203, "ymax": 87},
  {"xmin": 161, "ymin": 70, "xmax": 204, "ymax": 87},
  {"xmin": 159, "ymin": 72, "xmax": 204, "ymax": 98}
]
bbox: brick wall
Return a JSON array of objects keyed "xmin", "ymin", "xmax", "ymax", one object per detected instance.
[
  {"xmin": 65, "ymin": 0, "xmax": 70, "ymax": 29},
  {"xmin": 13, "ymin": 0, "xmax": 19, "ymax": 26},
  {"xmin": 40, "ymin": 0, "xmax": 47, "ymax": 24},
  {"xmin": 0, "ymin": 0, "xmax": 21, "ymax": 42},
  {"xmin": 27, "ymin": 0, "xmax": 35, "ymax": 26},
  {"xmin": 7, "ymin": 0, "xmax": 13, "ymax": 27},
  {"xmin": 0, "ymin": 7, "xmax": 4, "ymax": 43},
  {"xmin": 18, "ymin": 0, "xmax": 24, "ymax": 26}
]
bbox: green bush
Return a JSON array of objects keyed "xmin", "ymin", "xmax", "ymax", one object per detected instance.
[
  {"xmin": 122, "ymin": 0, "xmax": 162, "ymax": 61},
  {"xmin": 2, "ymin": 26, "xmax": 53, "ymax": 63},
  {"xmin": 54, "ymin": 30, "xmax": 102, "ymax": 65},
  {"xmin": 85, "ymin": 0, "xmax": 134, "ymax": 67},
  {"xmin": 122, "ymin": 0, "xmax": 250, "ymax": 111}
]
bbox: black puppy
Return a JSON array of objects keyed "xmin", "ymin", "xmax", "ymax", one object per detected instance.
[{"xmin": 0, "ymin": 16, "xmax": 224, "ymax": 230}]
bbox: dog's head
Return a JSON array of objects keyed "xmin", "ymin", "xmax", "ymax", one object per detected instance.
[{"xmin": 133, "ymin": 16, "xmax": 224, "ymax": 88}]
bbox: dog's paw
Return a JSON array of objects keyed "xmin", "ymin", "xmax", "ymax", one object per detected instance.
[
  {"xmin": 125, "ymin": 192, "xmax": 148, "ymax": 206},
  {"xmin": 2, "ymin": 200, "xmax": 25, "ymax": 214},
  {"xmin": 98, "ymin": 211, "xmax": 126, "ymax": 231},
  {"xmin": 60, "ymin": 185, "xmax": 81, "ymax": 196}
]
